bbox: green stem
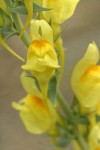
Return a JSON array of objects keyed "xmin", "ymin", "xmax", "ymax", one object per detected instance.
[
  {"xmin": 76, "ymin": 133, "xmax": 89, "ymax": 150},
  {"xmin": 7, "ymin": 0, "xmax": 30, "ymax": 47},
  {"xmin": 57, "ymin": 89, "xmax": 74, "ymax": 119},
  {"xmin": 11, "ymin": 13, "xmax": 30, "ymax": 48},
  {"xmin": 57, "ymin": 90, "xmax": 89, "ymax": 150}
]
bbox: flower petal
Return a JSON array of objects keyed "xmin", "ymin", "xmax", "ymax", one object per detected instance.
[
  {"xmin": 71, "ymin": 43, "xmax": 100, "ymax": 108},
  {"xmin": 30, "ymin": 19, "xmax": 53, "ymax": 44},
  {"xmin": 12, "ymin": 95, "xmax": 59, "ymax": 134},
  {"xmin": 43, "ymin": 0, "xmax": 79, "ymax": 24}
]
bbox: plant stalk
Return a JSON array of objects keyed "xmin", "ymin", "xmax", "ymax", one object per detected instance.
[{"xmin": 11, "ymin": 14, "xmax": 30, "ymax": 48}]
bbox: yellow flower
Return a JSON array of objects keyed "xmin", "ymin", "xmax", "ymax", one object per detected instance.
[
  {"xmin": 30, "ymin": 19, "xmax": 53, "ymax": 44},
  {"xmin": 21, "ymin": 40, "xmax": 59, "ymax": 96},
  {"xmin": 12, "ymin": 94, "xmax": 60, "ymax": 134},
  {"xmin": 22, "ymin": 40, "xmax": 59, "ymax": 71},
  {"xmin": 71, "ymin": 43, "xmax": 100, "ymax": 109},
  {"xmin": 42, "ymin": 0, "xmax": 79, "ymax": 24},
  {"xmin": 88, "ymin": 125, "xmax": 100, "ymax": 150}
]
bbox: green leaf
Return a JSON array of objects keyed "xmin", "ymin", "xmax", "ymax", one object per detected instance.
[
  {"xmin": 64, "ymin": 111, "xmax": 90, "ymax": 125},
  {"xmin": 71, "ymin": 115, "xmax": 90, "ymax": 125},
  {"xmin": 20, "ymin": 72, "xmax": 36, "ymax": 94},
  {"xmin": 0, "ymin": 8, "xmax": 11, "ymax": 26},
  {"xmin": 1, "ymin": 26, "xmax": 18, "ymax": 39},
  {"xmin": 33, "ymin": 3, "xmax": 51, "ymax": 13},
  {"xmin": 26, "ymin": 75, "xmax": 41, "ymax": 92},
  {"xmin": 9, "ymin": 3, "xmax": 51, "ymax": 14},
  {"xmin": 55, "ymin": 124, "xmax": 73, "ymax": 148},
  {"xmin": 4, "ymin": 0, "xmax": 13, "ymax": 7},
  {"xmin": 96, "ymin": 115, "xmax": 100, "ymax": 122},
  {"xmin": 10, "ymin": 6, "xmax": 27, "ymax": 14},
  {"xmin": 77, "ymin": 115, "xmax": 90, "ymax": 125},
  {"xmin": 48, "ymin": 76, "xmax": 57, "ymax": 106},
  {"xmin": 71, "ymin": 96, "xmax": 80, "ymax": 115},
  {"xmin": 38, "ymin": 26, "xmax": 42, "ymax": 37},
  {"xmin": 56, "ymin": 135, "xmax": 71, "ymax": 148},
  {"xmin": 54, "ymin": 32, "xmax": 61, "ymax": 42}
]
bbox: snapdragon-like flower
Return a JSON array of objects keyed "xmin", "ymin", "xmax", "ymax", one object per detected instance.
[
  {"xmin": 22, "ymin": 40, "xmax": 59, "ymax": 71},
  {"xmin": 71, "ymin": 43, "xmax": 100, "ymax": 109},
  {"xmin": 30, "ymin": 19, "xmax": 53, "ymax": 44},
  {"xmin": 43, "ymin": 0, "xmax": 79, "ymax": 24},
  {"xmin": 88, "ymin": 125, "xmax": 100, "ymax": 150},
  {"xmin": 12, "ymin": 94, "xmax": 59, "ymax": 134},
  {"xmin": 22, "ymin": 40, "xmax": 59, "ymax": 96}
]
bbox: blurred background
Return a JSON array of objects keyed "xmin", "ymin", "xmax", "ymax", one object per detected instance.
[{"xmin": 0, "ymin": 0, "xmax": 100, "ymax": 150}]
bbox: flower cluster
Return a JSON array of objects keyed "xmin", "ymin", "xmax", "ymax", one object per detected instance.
[
  {"xmin": 2, "ymin": 1, "xmax": 100, "ymax": 150},
  {"xmin": 11, "ymin": 0, "xmax": 79, "ymax": 138}
]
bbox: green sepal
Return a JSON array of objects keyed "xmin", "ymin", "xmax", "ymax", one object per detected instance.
[
  {"xmin": 48, "ymin": 75, "xmax": 57, "ymax": 106},
  {"xmin": 9, "ymin": 3, "xmax": 51, "ymax": 14}
]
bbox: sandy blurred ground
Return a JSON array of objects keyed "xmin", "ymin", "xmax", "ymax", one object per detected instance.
[{"xmin": 0, "ymin": 0, "xmax": 100, "ymax": 150}]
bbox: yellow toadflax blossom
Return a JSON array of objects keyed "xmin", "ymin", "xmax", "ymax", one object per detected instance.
[
  {"xmin": 12, "ymin": 94, "xmax": 59, "ymax": 134},
  {"xmin": 71, "ymin": 42, "xmax": 100, "ymax": 110},
  {"xmin": 22, "ymin": 40, "xmax": 59, "ymax": 71},
  {"xmin": 21, "ymin": 40, "xmax": 59, "ymax": 97},
  {"xmin": 42, "ymin": 0, "xmax": 79, "ymax": 24},
  {"xmin": 30, "ymin": 19, "xmax": 53, "ymax": 44}
]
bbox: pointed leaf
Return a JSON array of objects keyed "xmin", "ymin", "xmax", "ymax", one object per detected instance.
[
  {"xmin": 9, "ymin": 3, "xmax": 51, "ymax": 15},
  {"xmin": 0, "ymin": 36, "xmax": 24, "ymax": 62},
  {"xmin": 10, "ymin": 6, "xmax": 27, "ymax": 14},
  {"xmin": 1, "ymin": 26, "xmax": 18, "ymax": 39},
  {"xmin": 96, "ymin": 115, "xmax": 100, "ymax": 122},
  {"xmin": 33, "ymin": 3, "xmax": 51, "ymax": 13},
  {"xmin": 48, "ymin": 76, "xmax": 57, "ymax": 106}
]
